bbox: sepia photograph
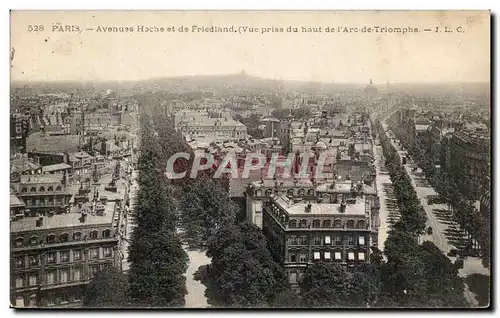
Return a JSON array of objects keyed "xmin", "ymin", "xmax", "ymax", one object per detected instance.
[{"xmin": 9, "ymin": 10, "xmax": 491, "ymax": 309}]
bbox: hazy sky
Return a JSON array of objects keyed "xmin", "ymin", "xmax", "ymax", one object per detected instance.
[{"xmin": 10, "ymin": 10, "xmax": 490, "ymax": 83}]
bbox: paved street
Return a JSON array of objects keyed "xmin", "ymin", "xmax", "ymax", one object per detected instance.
[
  {"xmin": 183, "ymin": 247, "xmax": 211, "ymax": 308},
  {"xmin": 121, "ymin": 169, "xmax": 139, "ymax": 272},
  {"xmin": 373, "ymin": 141, "xmax": 400, "ymax": 252}
]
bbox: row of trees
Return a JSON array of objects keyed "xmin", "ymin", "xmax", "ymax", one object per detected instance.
[
  {"xmin": 387, "ymin": 117, "xmax": 490, "ymax": 267},
  {"xmin": 375, "ymin": 121, "xmax": 427, "ymax": 236},
  {"xmin": 371, "ymin": 120, "xmax": 468, "ymax": 307}
]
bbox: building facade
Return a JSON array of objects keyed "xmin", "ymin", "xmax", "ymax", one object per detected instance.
[
  {"xmin": 10, "ymin": 198, "xmax": 123, "ymax": 308},
  {"xmin": 261, "ymin": 187, "xmax": 378, "ymax": 285}
]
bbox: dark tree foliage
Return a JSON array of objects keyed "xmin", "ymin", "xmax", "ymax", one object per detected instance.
[
  {"xmin": 127, "ymin": 100, "xmax": 189, "ymax": 307},
  {"xmin": 299, "ymin": 262, "xmax": 381, "ymax": 308},
  {"xmin": 83, "ymin": 267, "xmax": 129, "ymax": 308},
  {"xmin": 180, "ymin": 176, "xmax": 238, "ymax": 249},
  {"xmin": 206, "ymin": 222, "xmax": 289, "ymax": 307},
  {"xmin": 128, "ymin": 229, "xmax": 188, "ymax": 307}
]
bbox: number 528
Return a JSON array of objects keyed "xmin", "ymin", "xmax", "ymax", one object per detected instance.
[{"xmin": 28, "ymin": 25, "xmax": 44, "ymax": 32}]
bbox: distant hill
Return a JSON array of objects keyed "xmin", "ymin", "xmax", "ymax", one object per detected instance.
[{"xmin": 12, "ymin": 73, "xmax": 489, "ymax": 95}]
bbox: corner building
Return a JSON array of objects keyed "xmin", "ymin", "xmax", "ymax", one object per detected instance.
[{"xmin": 262, "ymin": 186, "xmax": 378, "ymax": 286}]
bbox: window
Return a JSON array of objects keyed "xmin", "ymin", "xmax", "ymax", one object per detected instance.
[
  {"xmin": 300, "ymin": 236, "xmax": 308, "ymax": 245},
  {"xmin": 39, "ymin": 186, "xmax": 45, "ymax": 192},
  {"xmin": 29, "ymin": 236, "xmax": 38, "ymax": 246},
  {"xmin": 299, "ymin": 253, "xmax": 307, "ymax": 263},
  {"xmin": 29, "ymin": 255, "xmax": 38, "ymax": 266},
  {"xmin": 30, "ymin": 187, "xmax": 36, "ymax": 192},
  {"xmin": 73, "ymin": 250, "xmax": 82, "ymax": 261},
  {"xmin": 287, "ymin": 189, "xmax": 294, "ymax": 196},
  {"xmin": 357, "ymin": 220, "xmax": 366, "ymax": 229},
  {"xmin": 47, "ymin": 186, "xmax": 53, "ymax": 192},
  {"xmin": 348, "ymin": 252, "xmax": 355, "ymax": 260},
  {"xmin": 46, "ymin": 234, "xmax": 55, "ymax": 244},
  {"xmin": 335, "ymin": 252, "xmax": 342, "ymax": 260},
  {"xmin": 254, "ymin": 201, "xmax": 263, "ymax": 213},
  {"xmin": 313, "ymin": 252, "xmax": 321, "ymax": 260},
  {"xmin": 15, "ymin": 237, "xmax": 24, "ymax": 247},
  {"xmin": 60, "ymin": 233, "xmax": 69, "ymax": 242},
  {"xmin": 29, "ymin": 295, "xmax": 37, "ymax": 307},
  {"xmin": 334, "ymin": 219, "xmax": 342, "ymax": 228},
  {"xmin": 298, "ymin": 189, "xmax": 305, "ymax": 196},
  {"xmin": 21, "ymin": 187, "xmax": 27, "ymax": 193},
  {"xmin": 324, "ymin": 236, "xmax": 331, "ymax": 245},
  {"xmin": 335, "ymin": 236, "xmax": 342, "ymax": 245},
  {"xmin": 289, "ymin": 236, "xmax": 298, "ymax": 245},
  {"xmin": 60, "ymin": 293, "xmax": 69, "ymax": 304},
  {"xmin": 289, "ymin": 220, "xmax": 297, "ymax": 228},
  {"xmin": 289, "ymin": 272, "xmax": 297, "ymax": 284},
  {"xmin": 73, "ymin": 232, "xmax": 82, "ymax": 241},
  {"xmin": 255, "ymin": 190, "xmax": 262, "ymax": 196},
  {"xmin": 265, "ymin": 189, "xmax": 272, "ymax": 196},
  {"xmin": 90, "ymin": 231, "xmax": 98, "ymax": 239},
  {"xmin": 299, "ymin": 219, "xmax": 307, "ymax": 228},
  {"xmin": 323, "ymin": 219, "xmax": 331, "ymax": 228},
  {"xmin": 60, "ymin": 251, "xmax": 69, "ymax": 262},
  {"xmin": 29, "ymin": 274, "xmax": 37, "ymax": 286},
  {"xmin": 102, "ymin": 229, "xmax": 111, "ymax": 238},
  {"xmin": 90, "ymin": 248, "xmax": 99, "ymax": 259},
  {"xmin": 47, "ymin": 271, "xmax": 56, "ymax": 285},
  {"xmin": 324, "ymin": 252, "xmax": 331, "ymax": 260},
  {"xmin": 74, "ymin": 291, "xmax": 82, "ymax": 302},
  {"xmin": 56, "ymin": 186, "xmax": 62, "ymax": 191},
  {"xmin": 60, "ymin": 269, "xmax": 69, "ymax": 283},
  {"xmin": 348, "ymin": 236, "xmax": 354, "ymax": 245},
  {"xmin": 73, "ymin": 267, "xmax": 82, "ymax": 281},
  {"xmin": 312, "ymin": 219, "xmax": 320, "ymax": 228},
  {"xmin": 313, "ymin": 236, "xmax": 321, "ymax": 245},
  {"xmin": 289, "ymin": 253, "xmax": 297, "ymax": 263},
  {"xmin": 103, "ymin": 247, "xmax": 112, "ymax": 258},
  {"xmin": 359, "ymin": 236, "xmax": 365, "ymax": 245},
  {"xmin": 47, "ymin": 252, "xmax": 56, "ymax": 264},
  {"xmin": 358, "ymin": 252, "xmax": 365, "ymax": 261},
  {"xmin": 15, "ymin": 257, "xmax": 24, "ymax": 268},
  {"xmin": 347, "ymin": 219, "xmax": 355, "ymax": 228},
  {"xmin": 15, "ymin": 276, "xmax": 23, "ymax": 288},
  {"xmin": 89, "ymin": 265, "xmax": 99, "ymax": 278},
  {"xmin": 15, "ymin": 296, "xmax": 24, "ymax": 308}
]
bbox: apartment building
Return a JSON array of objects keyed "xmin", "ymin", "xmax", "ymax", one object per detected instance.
[
  {"xmin": 261, "ymin": 187, "xmax": 378, "ymax": 285},
  {"xmin": 10, "ymin": 193, "xmax": 124, "ymax": 308}
]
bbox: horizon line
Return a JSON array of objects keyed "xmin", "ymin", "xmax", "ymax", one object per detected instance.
[{"xmin": 10, "ymin": 72, "xmax": 490, "ymax": 86}]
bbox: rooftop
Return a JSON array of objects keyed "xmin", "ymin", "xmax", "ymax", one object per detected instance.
[
  {"xmin": 26, "ymin": 133, "xmax": 80, "ymax": 154},
  {"xmin": 10, "ymin": 158, "xmax": 42, "ymax": 174},
  {"xmin": 10, "ymin": 195, "xmax": 25, "ymax": 208},
  {"xmin": 10, "ymin": 203, "xmax": 115, "ymax": 233},
  {"xmin": 42, "ymin": 163, "xmax": 72, "ymax": 173},
  {"xmin": 19, "ymin": 174, "xmax": 63, "ymax": 184},
  {"xmin": 251, "ymin": 178, "xmax": 314, "ymax": 189},
  {"xmin": 271, "ymin": 195, "xmax": 367, "ymax": 216}
]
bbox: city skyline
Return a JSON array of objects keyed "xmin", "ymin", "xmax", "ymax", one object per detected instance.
[{"xmin": 10, "ymin": 11, "xmax": 490, "ymax": 83}]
